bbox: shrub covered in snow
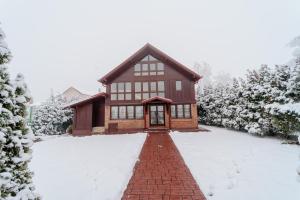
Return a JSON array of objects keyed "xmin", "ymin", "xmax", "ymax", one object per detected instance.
[
  {"xmin": 0, "ymin": 26, "xmax": 38, "ymax": 199},
  {"xmin": 31, "ymin": 97, "xmax": 73, "ymax": 135},
  {"xmin": 198, "ymin": 35, "xmax": 300, "ymax": 137}
]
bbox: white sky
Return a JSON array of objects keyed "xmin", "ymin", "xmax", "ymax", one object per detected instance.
[{"xmin": 0, "ymin": 0, "xmax": 299, "ymax": 102}]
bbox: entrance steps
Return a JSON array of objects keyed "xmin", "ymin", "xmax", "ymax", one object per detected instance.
[
  {"xmin": 145, "ymin": 128, "xmax": 170, "ymax": 133},
  {"xmin": 92, "ymin": 126, "xmax": 105, "ymax": 134}
]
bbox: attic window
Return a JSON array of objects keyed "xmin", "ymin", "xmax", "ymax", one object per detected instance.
[{"xmin": 134, "ymin": 55, "xmax": 165, "ymax": 76}]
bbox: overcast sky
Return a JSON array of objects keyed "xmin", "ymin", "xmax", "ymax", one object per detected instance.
[{"xmin": 1, "ymin": 0, "xmax": 299, "ymax": 102}]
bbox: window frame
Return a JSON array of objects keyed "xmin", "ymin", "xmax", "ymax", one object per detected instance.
[
  {"xmin": 133, "ymin": 55, "xmax": 165, "ymax": 77},
  {"xmin": 171, "ymin": 104, "xmax": 192, "ymax": 119},
  {"xmin": 110, "ymin": 105, "xmax": 144, "ymax": 120},
  {"xmin": 111, "ymin": 82, "xmax": 132, "ymax": 101},
  {"xmin": 134, "ymin": 81, "xmax": 165, "ymax": 100},
  {"xmin": 176, "ymin": 80, "xmax": 182, "ymax": 91}
]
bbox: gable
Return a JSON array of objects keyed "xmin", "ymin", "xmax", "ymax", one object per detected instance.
[{"xmin": 99, "ymin": 43, "xmax": 201, "ymax": 84}]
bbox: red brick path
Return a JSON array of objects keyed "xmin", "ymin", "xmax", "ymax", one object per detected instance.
[{"xmin": 122, "ymin": 133, "xmax": 206, "ymax": 200}]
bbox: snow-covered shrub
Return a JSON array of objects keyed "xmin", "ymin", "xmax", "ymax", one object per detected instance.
[
  {"xmin": 31, "ymin": 97, "xmax": 73, "ymax": 135},
  {"xmin": 199, "ymin": 64, "xmax": 299, "ymax": 137},
  {"xmin": 266, "ymin": 103, "xmax": 300, "ymax": 137},
  {"xmin": 0, "ymin": 26, "xmax": 38, "ymax": 199}
]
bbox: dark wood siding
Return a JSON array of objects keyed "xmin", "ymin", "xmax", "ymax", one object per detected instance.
[
  {"xmin": 105, "ymin": 60, "xmax": 196, "ymax": 105},
  {"xmin": 75, "ymin": 103, "xmax": 93, "ymax": 130},
  {"xmin": 92, "ymin": 99, "xmax": 105, "ymax": 127}
]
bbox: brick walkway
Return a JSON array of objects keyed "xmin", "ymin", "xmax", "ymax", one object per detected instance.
[{"xmin": 122, "ymin": 133, "xmax": 206, "ymax": 200}]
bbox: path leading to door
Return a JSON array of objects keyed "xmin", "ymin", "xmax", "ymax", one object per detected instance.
[{"xmin": 122, "ymin": 133, "xmax": 206, "ymax": 200}]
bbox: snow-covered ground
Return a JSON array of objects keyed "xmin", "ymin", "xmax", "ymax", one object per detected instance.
[
  {"xmin": 29, "ymin": 133, "xmax": 146, "ymax": 200},
  {"xmin": 171, "ymin": 126, "xmax": 300, "ymax": 200}
]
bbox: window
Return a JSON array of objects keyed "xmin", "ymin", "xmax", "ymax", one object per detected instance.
[
  {"xmin": 135, "ymin": 93, "xmax": 142, "ymax": 100},
  {"xmin": 134, "ymin": 81, "xmax": 165, "ymax": 100},
  {"xmin": 171, "ymin": 104, "xmax": 191, "ymax": 118},
  {"xmin": 135, "ymin": 106, "xmax": 144, "ymax": 119},
  {"xmin": 110, "ymin": 105, "xmax": 144, "ymax": 119},
  {"xmin": 134, "ymin": 64, "xmax": 141, "ymax": 71},
  {"xmin": 184, "ymin": 104, "xmax": 191, "ymax": 118},
  {"xmin": 125, "ymin": 82, "xmax": 132, "ymax": 100},
  {"xmin": 118, "ymin": 83, "xmax": 124, "ymax": 92},
  {"xmin": 177, "ymin": 105, "xmax": 184, "ymax": 118},
  {"xmin": 135, "ymin": 82, "xmax": 141, "ymax": 92},
  {"xmin": 150, "ymin": 63, "xmax": 156, "ymax": 71},
  {"xmin": 157, "ymin": 63, "xmax": 164, "ymax": 71},
  {"xmin": 127, "ymin": 106, "xmax": 134, "ymax": 119},
  {"xmin": 142, "ymin": 93, "xmax": 149, "ymax": 100},
  {"xmin": 176, "ymin": 81, "xmax": 182, "ymax": 91},
  {"xmin": 142, "ymin": 64, "xmax": 148, "ymax": 76},
  {"xmin": 150, "ymin": 92, "xmax": 157, "ymax": 98},
  {"xmin": 171, "ymin": 105, "xmax": 176, "ymax": 118},
  {"xmin": 111, "ymin": 106, "xmax": 118, "ymax": 119},
  {"xmin": 158, "ymin": 81, "xmax": 165, "ymax": 91},
  {"xmin": 125, "ymin": 93, "xmax": 132, "ymax": 100},
  {"xmin": 118, "ymin": 93, "xmax": 124, "ymax": 100},
  {"xmin": 133, "ymin": 55, "xmax": 164, "ymax": 76},
  {"xmin": 158, "ymin": 92, "xmax": 165, "ymax": 98},
  {"xmin": 150, "ymin": 82, "xmax": 156, "ymax": 91},
  {"xmin": 135, "ymin": 82, "xmax": 141, "ymax": 100},
  {"xmin": 119, "ymin": 106, "xmax": 126, "ymax": 119},
  {"xmin": 111, "ymin": 83, "xmax": 117, "ymax": 93},
  {"xmin": 149, "ymin": 55, "xmax": 157, "ymax": 61},
  {"xmin": 143, "ymin": 82, "xmax": 149, "ymax": 92},
  {"xmin": 111, "ymin": 82, "xmax": 132, "ymax": 101},
  {"xmin": 125, "ymin": 82, "xmax": 131, "ymax": 92},
  {"xmin": 134, "ymin": 63, "xmax": 141, "ymax": 76},
  {"xmin": 111, "ymin": 94, "xmax": 117, "ymax": 101}
]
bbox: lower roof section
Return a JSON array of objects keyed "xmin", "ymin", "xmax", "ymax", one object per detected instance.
[{"xmin": 68, "ymin": 92, "xmax": 107, "ymax": 108}]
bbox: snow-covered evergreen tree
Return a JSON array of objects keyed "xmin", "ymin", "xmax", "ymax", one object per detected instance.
[
  {"xmin": 222, "ymin": 78, "xmax": 246, "ymax": 130},
  {"xmin": 0, "ymin": 26, "xmax": 38, "ymax": 199},
  {"xmin": 198, "ymin": 35, "xmax": 299, "ymax": 138},
  {"xmin": 31, "ymin": 96, "xmax": 73, "ymax": 135}
]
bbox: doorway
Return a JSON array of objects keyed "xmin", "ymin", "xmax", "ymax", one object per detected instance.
[{"xmin": 150, "ymin": 105, "xmax": 165, "ymax": 126}]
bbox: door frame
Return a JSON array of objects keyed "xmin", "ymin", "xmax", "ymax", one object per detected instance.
[{"xmin": 149, "ymin": 104, "xmax": 165, "ymax": 127}]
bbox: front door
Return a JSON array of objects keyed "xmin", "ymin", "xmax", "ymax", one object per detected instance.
[{"xmin": 150, "ymin": 105, "xmax": 165, "ymax": 126}]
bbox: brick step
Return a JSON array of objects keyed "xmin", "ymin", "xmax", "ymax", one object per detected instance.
[
  {"xmin": 92, "ymin": 126, "xmax": 105, "ymax": 134},
  {"xmin": 145, "ymin": 128, "xmax": 170, "ymax": 133}
]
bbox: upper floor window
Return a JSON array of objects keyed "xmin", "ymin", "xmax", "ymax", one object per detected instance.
[
  {"xmin": 176, "ymin": 81, "xmax": 182, "ymax": 91},
  {"xmin": 111, "ymin": 82, "xmax": 132, "ymax": 101},
  {"xmin": 134, "ymin": 55, "xmax": 165, "ymax": 76},
  {"xmin": 134, "ymin": 81, "xmax": 165, "ymax": 100}
]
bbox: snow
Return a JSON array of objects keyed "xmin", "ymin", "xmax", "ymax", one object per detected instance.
[
  {"xmin": 29, "ymin": 133, "xmax": 146, "ymax": 200},
  {"xmin": 266, "ymin": 102, "xmax": 300, "ymax": 115},
  {"xmin": 171, "ymin": 126, "xmax": 300, "ymax": 200}
]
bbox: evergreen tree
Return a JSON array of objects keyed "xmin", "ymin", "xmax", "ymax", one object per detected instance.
[
  {"xmin": 31, "ymin": 96, "xmax": 73, "ymax": 135},
  {"xmin": 0, "ymin": 26, "xmax": 38, "ymax": 199},
  {"xmin": 222, "ymin": 78, "xmax": 245, "ymax": 130}
]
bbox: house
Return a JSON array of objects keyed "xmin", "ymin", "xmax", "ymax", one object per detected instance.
[
  {"xmin": 69, "ymin": 43, "xmax": 201, "ymax": 135},
  {"xmin": 58, "ymin": 87, "xmax": 90, "ymax": 104},
  {"xmin": 28, "ymin": 87, "xmax": 90, "ymax": 124}
]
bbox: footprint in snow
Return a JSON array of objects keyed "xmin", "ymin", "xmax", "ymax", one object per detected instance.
[{"xmin": 207, "ymin": 184, "xmax": 215, "ymax": 196}]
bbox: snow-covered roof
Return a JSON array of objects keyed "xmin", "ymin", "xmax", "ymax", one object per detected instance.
[{"xmin": 67, "ymin": 92, "xmax": 107, "ymax": 108}]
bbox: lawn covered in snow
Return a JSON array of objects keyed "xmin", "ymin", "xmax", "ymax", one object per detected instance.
[
  {"xmin": 171, "ymin": 126, "xmax": 300, "ymax": 200},
  {"xmin": 29, "ymin": 133, "xmax": 146, "ymax": 200}
]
